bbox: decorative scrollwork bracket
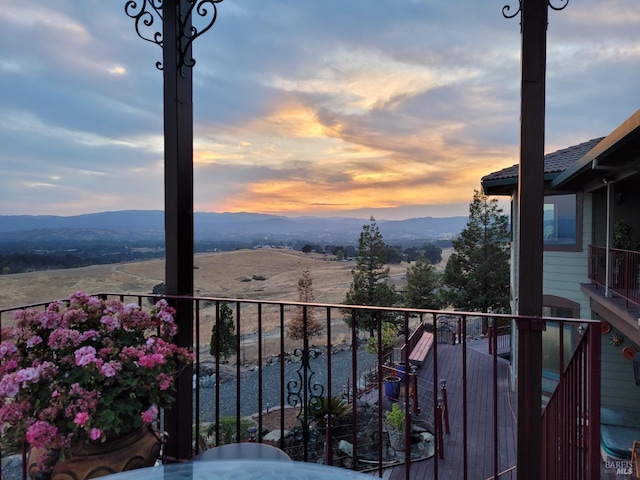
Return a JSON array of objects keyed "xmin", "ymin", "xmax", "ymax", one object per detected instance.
[
  {"xmin": 502, "ymin": 0, "xmax": 569, "ymax": 25},
  {"xmin": 124, "ymin": 0, "xmax": 222, "ymax": 73},
  {"xmin": 286, "ymin": 346, "xmax": 324, "ymax": 439}
]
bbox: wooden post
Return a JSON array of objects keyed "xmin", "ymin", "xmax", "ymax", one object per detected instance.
[
  {"xmin": 162, "ymin": 0, "xmax": 195, "ymax": 462},
  {"xmin": 517, "ymin": 1, "xmax": 547, "ymax": 478}
]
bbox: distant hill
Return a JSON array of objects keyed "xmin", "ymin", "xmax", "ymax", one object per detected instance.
[{"xmin": 0, "ymin": 211, "xmax": 467, "ymax": 245}]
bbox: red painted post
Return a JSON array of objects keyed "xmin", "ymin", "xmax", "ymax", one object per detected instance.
[
  {"xmin": 436, "ymin": 397, "xmax": 445, "ymax": 459},
  {"xmin": 488, "ymin": 325, "xmax": 493, "ymax": 355},
  {"xmin": 440, "ymin": 379, "xmax": 450, "ymax": 434},
  {"xmin": 325, "ymin": 414, "xmax": 333, "ymax": 465},
  {"xmin": 411, "ymin": 366, "xmax": 420, "ymax": 414}
]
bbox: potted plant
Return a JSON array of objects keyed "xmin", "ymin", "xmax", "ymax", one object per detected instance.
[
  {"xmin": 309, "ymin": 396, "xmax": 352, "ymax": 430},
  {"xmin": 383, "ymin": 375, "xmax": 401, "ymax": 400},
  {"xmin": 0, "ymin": 291, "xmax": 193, "ymax": 479},
  {"xmin": 384, "ymin": 403, "xmax": 406, "ymax": 451}
]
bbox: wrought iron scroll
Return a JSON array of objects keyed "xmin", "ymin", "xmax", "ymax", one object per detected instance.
[
  {"xmin": 502, "ymin": 0, "xmax": 568, "ymax": 20},
  {"xmin": 548, "ymin": 0, "xmax": 569, "ymax": 11},
  {"xmin": 125, "ymin": 0, "xmax": 164, "ymax": 69},
  {"xmin": 502, "ymin": 0, "xmax": 521, "ymax": 19},
  {"xmin": 286, "ymin": 346, "xmax": 324, "ymax": 439},
  {"xmin": 124, "ymin": 0, "xmax": 223, "ymax": 71},
  {"xmin": 178, "ymin": 0, "xmax": 223, "ymax": 70}
]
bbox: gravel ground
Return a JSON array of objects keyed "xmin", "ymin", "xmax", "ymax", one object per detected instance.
[{"xmin": 198, "ymin": 347, "xmax": 378, "ymax": 421}]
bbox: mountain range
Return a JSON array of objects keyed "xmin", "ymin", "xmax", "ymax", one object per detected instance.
[{"xmin": 0, "ymin": 211, "xmax": 467, "ymax": 245}]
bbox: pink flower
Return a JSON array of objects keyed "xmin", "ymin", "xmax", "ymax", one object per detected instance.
[
  {"xmin": 15, "ymin": 367, "xmax": 39, "ymax": 385},
  {"xmin": 74, "ymin": 346, "xmax": 97, "ymax": 366},
  {"xmin": 0, "ymin": 374, "xmax": 19, "ymax": 397},
  {"xmin": 74, "ymin": 412, "xmax": 89, "ymax": 427},
  {"xmin": 26, "ymin": 335, "xmax": 43, "ymax": 348},
  {"xmin": 80, "ymin": 330, "xmax": 100, "ymax": 342},
  {"xmin": 158, "ymin": 373, "xmax": 172, "ymax": 391},
  {"xmin": 0, "ymin": 341, "xmax": 18, "ymax": 358},
  {"xmin": 100, "ymin": 361, "xmax": 121, "ymax": 378},
  {"xmin": 48, "ymin": 329, "xmax": 82, "ymax": 350},
  {"xmin": 100, "ymin": 315, "xmax": 120, "ymax": 331},
  {"xmin": 2, "ymin": 291, "xmax": 192, "ymax": 451},
  {"xmin": 26, "ymin": 421, "xmax": 58, "ymax": 449},
  {"xmin": 141, "ymin": 406, "xmax": 158, "ymax": 423},
  {"xmin": 139, "ymin": 353, "xmax": 165, "ymax": 368}
]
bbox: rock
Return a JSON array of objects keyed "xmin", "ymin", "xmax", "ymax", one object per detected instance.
[
  {"xmin": 419, "ymin": 432, "xmax": 435, "ymax": 458},
  {"xmin": 264, "ymin": 429, "xmax": 286, "ymax": 442},
  {"xmin": 338, "ymin": 440, "xmax": 353, "ymax": 457}
]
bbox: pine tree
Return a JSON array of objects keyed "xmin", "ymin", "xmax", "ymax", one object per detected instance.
[
  {"xmin": 344, "ymin": 217, "xmax": 398, "ymax": 335},
  {"xmin": 404, "ymin": 255, "xmax": 444, "ymax": 310},
  {"xmin": 287, "ymin": 269, "xmax": 324, "ymax": 340},
  {"xmin": 443, "ymin": 189, "xmax": 510, "ymax": 314},
  {"xmin": 210, "ymin": 303, "xmax": 238, "ymax": 359}
]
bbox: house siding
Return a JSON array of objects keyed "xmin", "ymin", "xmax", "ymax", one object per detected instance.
[{"xmin": 600, "ymin": 326, "xmax": 640, "ymax": 409}]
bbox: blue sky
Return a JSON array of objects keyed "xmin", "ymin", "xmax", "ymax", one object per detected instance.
[{"xmin": 1, "ymin": 1, "xmax": 639, "ymax": 219}]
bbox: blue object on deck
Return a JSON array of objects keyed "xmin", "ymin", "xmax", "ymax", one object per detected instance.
[
  {"xmin": 600, "ymin": 407, "xmax": 640, "ymax": 460},
  {"xmin": 384, "ymin": 376, "xmax": 401, "ymax": 400}
]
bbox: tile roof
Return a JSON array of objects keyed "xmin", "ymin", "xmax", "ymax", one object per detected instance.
[{"xmin": 481, "ymin": 137, "xmax": 605, "ymax": 183}]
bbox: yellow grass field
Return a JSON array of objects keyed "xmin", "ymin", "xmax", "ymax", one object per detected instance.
[
  {"xmin": 0, "ymin": 248, "xmax": 410, "ymax": 308},
  {"xmin": 0, "ymin": 249, "xmax": 417, "ymax": 358},
  {"xmin": 0, "ymin": 248, "xmax": 453, "ymax": 362}
]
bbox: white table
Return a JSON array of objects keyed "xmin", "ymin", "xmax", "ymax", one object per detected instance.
[{"xmin": 100, "ymin": 459, "xmax": 375, "ymax": 480}]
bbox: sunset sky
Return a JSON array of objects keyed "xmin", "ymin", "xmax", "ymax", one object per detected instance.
[{"xmin": 1, "ymin": 1, "xmax": 639, "ymax": 220}]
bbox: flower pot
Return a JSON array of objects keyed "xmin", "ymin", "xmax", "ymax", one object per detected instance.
[
  {"xmin": 27, "ymin": 425, "xmax": 163, "ymax": 480},
  {"xmin": 383, "ymin": 376, "xmax": 401, "ymax": 400}
]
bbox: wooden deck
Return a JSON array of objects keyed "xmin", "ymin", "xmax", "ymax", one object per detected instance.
[{"xmin": 370, "ymin": 342, "xmax": 517, "ymax": 480}]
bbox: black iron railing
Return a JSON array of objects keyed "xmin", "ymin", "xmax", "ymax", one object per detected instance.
[{"xmin": 0, "ymin": 294, "xmax": 600, "ymax": 480}]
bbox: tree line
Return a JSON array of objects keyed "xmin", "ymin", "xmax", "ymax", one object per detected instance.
[{"xmin": 210, "ymin": 189, "xmax": 511, "ymax": 357}]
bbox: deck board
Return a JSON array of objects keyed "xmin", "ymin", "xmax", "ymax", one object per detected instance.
[{"xmin": 369, "ymin": 342, "xmax": 517, "ymax": 480}]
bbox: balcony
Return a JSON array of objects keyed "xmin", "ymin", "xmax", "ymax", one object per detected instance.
[
  {"xmin": 1, "ymin": 294, "xmax": 601, "ymax": 480},
  {"xmin": 588, "ymin": 245, "xmax": 640, "ymax": 308}
]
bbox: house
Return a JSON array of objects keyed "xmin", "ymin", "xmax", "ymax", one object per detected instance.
[{"xmin": 482, "ymin": 108, "xmax": 640, "ymax": 465}]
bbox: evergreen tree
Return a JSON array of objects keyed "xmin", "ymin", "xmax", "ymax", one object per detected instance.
[
  {"xmin": 344, "ymin": 218, "xmax": 398, "ymax": 335},
  {"xmin": 210, "ymin": 303, "xmax": 238, "ymax": 359},
  {"xmin": 443, "ymin": 189, "xmax": 510, "ymax": 314},
  {"xmin": 287, "ymin": 269, "xmax": 324, "ymax": 340},
  {"xmin": 404, "ymin": 255, "xmax": 444, "ymax": 310}
]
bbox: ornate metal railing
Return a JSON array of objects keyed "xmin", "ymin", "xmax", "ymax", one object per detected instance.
[
  {"xmin": 588, "ymin": 245, "xmax": 640, "ymax": 307},
  {"xmin": 0, "ymin": 294, "xmax": 600, "ymax": 480}
]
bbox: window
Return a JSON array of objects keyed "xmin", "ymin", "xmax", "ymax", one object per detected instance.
[
  {"xmin": 541, "ymin": 300, "xmax": 578, "ymax": 394},
  {"xmin": 544, "ymin": 194, "xmax": 578, "ymax": 247}
]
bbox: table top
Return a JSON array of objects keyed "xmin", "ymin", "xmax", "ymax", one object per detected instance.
[{"xmin": 101, "ymin": 459, "xmax": 374, "ymax": 480}]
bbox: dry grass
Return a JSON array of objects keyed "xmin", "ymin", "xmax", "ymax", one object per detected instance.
[
  {"xmin": 0, "ymin": 247, "xmax": 453, "ymax": 367},
  {"xmin": 0, "ymin": 249, "xmax": 413, "ymax": 360}
]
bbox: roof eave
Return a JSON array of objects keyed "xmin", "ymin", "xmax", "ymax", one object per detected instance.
[
  {"xmin": 482, "ymin": 172, "xmax": 562, "ymax": 196},
  {"xmin": 552, "ymin": 109, "xmax": 640, "ymax": 189}
]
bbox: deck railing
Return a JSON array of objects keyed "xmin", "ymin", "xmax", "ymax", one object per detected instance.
[
  {"xmin": 541, "ymin": 320, "xmax": 601, "ymax": 479},
  {"xmin": 0, "ymin": 294, "xmax": 600, "ymax": 480},
  {"xmin": 589, "ymin": 244, "xmax": 640, "ymax": 307}
]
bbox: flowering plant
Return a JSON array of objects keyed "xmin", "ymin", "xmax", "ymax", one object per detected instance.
[{"xmin": 0, "ymin": 291, "xmax": 193, "ymax": 460}]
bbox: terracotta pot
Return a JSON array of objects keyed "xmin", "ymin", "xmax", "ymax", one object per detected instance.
[{"xmin": 28, "ymin": 425, "xmax": 163, "ymax": 480}]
